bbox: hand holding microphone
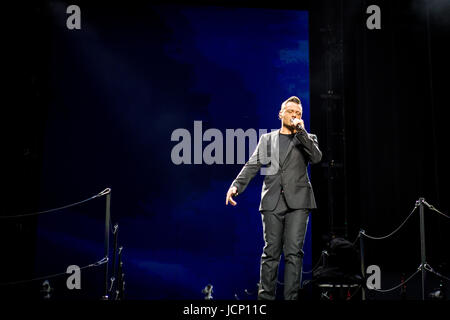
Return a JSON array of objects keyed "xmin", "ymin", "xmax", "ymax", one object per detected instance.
[{"xmin": 291, "ymin": 118, "xmax": 305, "ymax": 131}]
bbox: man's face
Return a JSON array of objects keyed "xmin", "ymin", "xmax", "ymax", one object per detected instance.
[{"xmin": 279, "ymin": 102, "xmax": 302, "ymax": 127}]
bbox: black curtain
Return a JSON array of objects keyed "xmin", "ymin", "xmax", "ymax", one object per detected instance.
[{"xmin": 310, "ymin": 0, "xmax": 450, "ymax": 275}]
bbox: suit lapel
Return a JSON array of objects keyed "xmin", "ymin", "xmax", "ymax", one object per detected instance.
[{"xmin": 269, "ymin": 130, "xmax": 280, "ymax": 169}]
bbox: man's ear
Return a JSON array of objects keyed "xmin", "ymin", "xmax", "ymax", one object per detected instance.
[{"xmin": 278, "ymin": 110, "xmax": 282, "ymax": 120}]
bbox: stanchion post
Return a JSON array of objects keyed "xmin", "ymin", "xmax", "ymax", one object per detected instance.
[
  {"xmin": 116, "ymin": 247, "xmax": 123, "ymax": 300},
  {"xmin": 102, "ymin": 190, "xmax": 111, "ymax": 300},
  {"xmin": 418, "ymin": 197, "xmax": 426, "ymax": 300},
  {"xmin": 359, "ymin": 230, "xmax": 366, "ymax": 300},
  {"xmin": 109, "ymin": 224, "xmax": 119, "ymax": 294}
]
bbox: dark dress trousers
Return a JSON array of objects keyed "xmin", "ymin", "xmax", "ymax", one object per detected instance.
[{"xmin": 230, "ymin": 128, "xmax": 322, "ymax": 300}]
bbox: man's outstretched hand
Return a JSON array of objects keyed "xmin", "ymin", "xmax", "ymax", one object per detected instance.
[{"xmin": 226, "ymin": 186, "xmax": 238, "ymax": 206}]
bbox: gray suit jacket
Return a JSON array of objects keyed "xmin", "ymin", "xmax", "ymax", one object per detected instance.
[{"xmin": 230, "ymin": 129, "xmax": 322, "ymax": 211}]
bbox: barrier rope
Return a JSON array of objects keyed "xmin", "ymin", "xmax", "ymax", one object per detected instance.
[
  {"xmin": 358, "ymin": 200, "xmax": 450, "ymax": 294},
  {"xmin": 1, "ymin": 187, "xmax": 116, "ymax": 235},
  {"xmin": 360, "ymin": 204, "xmax": 418, "ymax": 240},
  {"xmin": 0, "ymin": 187, "xmax": 122, "ymax": 299},
  {"xmin": 423, "ymin": 200, "xmax": 450, "ymax": 220},
  {"xmin": 0, "ymin": 188, "xmax": 111, "ymax": 219},
  {"xmin": 303, "ymin": 251, "xmax": 326, "ymax": 274},
  {"xmin": 369, "ymin": 265, "xmax": 422, "ymax": 293},
  {"xmin": 423, "ymin": 264, "xmax": 450, "ymax": 282},
  {"xmin": 352, "ymin": 233, "xmax": 361, "ymax": 246},
  {"xmin": 0, "ymin": 257, "xmax": 108, "ymax": 287}
]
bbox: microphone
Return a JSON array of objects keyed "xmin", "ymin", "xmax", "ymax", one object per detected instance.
[{"xmin": 290, "ymin": 118, "xmax": 305, "ymax": 131}]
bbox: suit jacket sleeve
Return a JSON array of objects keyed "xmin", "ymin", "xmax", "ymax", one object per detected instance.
[
  {"xmin": 230, "ymin": 134, "xmax": 266, "ymax": 195},
  {"xmin": 293, "ymin": 130, "xmax": 322, "ymax": 164}
]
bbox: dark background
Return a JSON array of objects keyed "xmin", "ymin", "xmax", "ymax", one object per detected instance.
[
  {"xmin": 3, "ymin": 0, "xmax": 450, "ymax": 300},
  {"xmin": 308, "ymin": 0, "xmax": 450, "ymax": 299}
]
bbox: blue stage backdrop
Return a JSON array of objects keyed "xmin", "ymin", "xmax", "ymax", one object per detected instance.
[{"xmin": 35, "ymin": 3, "xmax": 312, "ymax": 299}]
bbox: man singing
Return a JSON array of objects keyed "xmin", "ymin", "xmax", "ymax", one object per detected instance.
[{"xmin": 225, "ymin": 96, "xmax": 322, "ymax": 300}]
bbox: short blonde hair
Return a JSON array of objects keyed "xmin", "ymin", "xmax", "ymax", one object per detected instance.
[{"xmin": 280, "ymin": 96, "xmax": 302, "ymax": 111}]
